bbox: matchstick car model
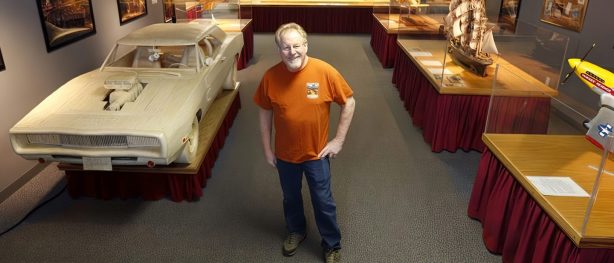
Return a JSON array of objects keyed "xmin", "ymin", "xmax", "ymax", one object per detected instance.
[{"xmin": 10, "ymin": 22, "xmax": 243, "ymax": 169}]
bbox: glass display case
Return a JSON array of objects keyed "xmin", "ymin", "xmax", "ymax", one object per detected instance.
[
  {"xmin": 483, "ymin": 60, "xmax": 614, "ymax": 247},
  {"xmin": 374, "ymin": 0, "xmax": 449, "ymax": 36},
  {"xmin": 172, "ymin": 0, "xmax": 252, "ymax": 31},
  {"xmin": 396, "ymin": 20, "xmax": 569, "ymax": 95},
  {"xmin": 173, "ymin": 0, "xmax": 244, "ymax": 22},
  {"xmin": 479, "ymin": 20, "xmax": 614, "ymax": 248}
]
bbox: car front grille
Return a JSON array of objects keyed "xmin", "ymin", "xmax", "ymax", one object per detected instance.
[{"xmin": 25, "ymin": 134, "xmax": 160, "ymax": 148}]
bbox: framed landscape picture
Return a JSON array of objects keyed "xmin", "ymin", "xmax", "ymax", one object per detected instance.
[
  {"xmin": 0, "ymin": 48, "xmax": 5, "ymax": 71},
  {"xmin": 540, "ymin": 0, "xmax": 589, "ymax": 32},
  {"xmin": 163, "ymin": 0, "xmax": 175, "ymax": 23},
  {"xmin": 36, "ymin": 0, "xmax": 96, "ymax": 52},
  {"xmin": 117, "ymin": 0, "xmax": 147, "ymax": 25}
]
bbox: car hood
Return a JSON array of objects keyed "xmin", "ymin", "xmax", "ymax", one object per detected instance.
[{"xmin": 11, "ymin": 70, "xmax": 198, "ymax": 135}]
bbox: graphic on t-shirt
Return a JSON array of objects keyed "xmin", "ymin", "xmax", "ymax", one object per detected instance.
[{"xmin": 306, "ymin": 82, "xmax": 319, "ymax": 99}]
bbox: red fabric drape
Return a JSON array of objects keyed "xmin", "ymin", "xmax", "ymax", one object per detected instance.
[
  {"xmin": 65, "ymin": 95, "xmax": 242, "ymax": 202},
  {"xmin": 392, "ymin": 49, "xmax": 550, "ymax": 152},
  {"xmin": 240, "ymin": 6, "xmax": 373, "ymax": 33},
  {"xmin": 237, "ymin": 22, "xmax": 254, "ymax": 70},
  {"xmin": 370, "ymin": 17, "xmax": 398, "ymax": 68},
  {"xmin": 468, "ymin": 150, "xmax": 614, "ymax": 263}
]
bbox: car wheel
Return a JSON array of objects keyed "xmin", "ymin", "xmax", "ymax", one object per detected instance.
[{"xmin": 176, "ymin": 116, "xmax": 200, "ymax": 164}]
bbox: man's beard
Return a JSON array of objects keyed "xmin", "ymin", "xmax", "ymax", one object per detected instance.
[{"xmin": 285, "ymin": 56, "xmax": 303, "ymax": 71}]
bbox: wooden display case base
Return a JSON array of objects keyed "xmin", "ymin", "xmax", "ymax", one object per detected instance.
[{"xmin": 468, "ymin": 134, "xmax": 614, "ymax": 261}]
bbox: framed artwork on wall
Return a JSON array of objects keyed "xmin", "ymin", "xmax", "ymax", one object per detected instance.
[
  {"xmin": 498, "ymin": 0, "xmax": 522, "ymax": 32},
  {"xmin": 163, "ymin": 0, "xmax": 176, "ymax": 23},
  {"xmin": 540, "ymin": 0, "xmax": 589, "ymax": 32},
  {"xmin": 0, "ymin": 48, "xmax": 5, "ymax": 71},
  {"xmin": 35, "ymin": 0, "xmax": 96, "ymax": 52},
  {"xmin": 117, "ymin": 0, "xmax": 147, "ymax": 25}
]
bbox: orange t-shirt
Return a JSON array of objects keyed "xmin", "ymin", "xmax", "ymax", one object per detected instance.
[{"xmin": 253, "ymin": 58, "xmax": 354, "ymax": 163}]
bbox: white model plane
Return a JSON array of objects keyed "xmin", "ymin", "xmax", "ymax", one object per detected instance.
[{"xmin": 565, "ymin": 44, "xmax": 614, "ymax": 151}]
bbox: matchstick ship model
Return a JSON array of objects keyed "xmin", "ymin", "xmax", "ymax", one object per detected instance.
[{"xmin": 443, "ymin": 0, "xmax": 498, "ymax": 76}]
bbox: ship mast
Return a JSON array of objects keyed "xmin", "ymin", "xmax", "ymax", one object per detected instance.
[{"xmin": 475, "ymin": 0, "xmax": 486, "ymax": 57}]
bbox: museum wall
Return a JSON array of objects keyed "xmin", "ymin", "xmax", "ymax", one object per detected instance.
[
  {"xmin": 517, "ymin": 0, "xmax": 613, "ymax": 123},
  {"xmin": 0, "ymin": 1, "xmax": 163, "ymax": 195}
]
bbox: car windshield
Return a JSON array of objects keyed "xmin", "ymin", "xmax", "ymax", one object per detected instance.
[{"xmin": 105, "ymin": 44, "xmax": 202, "ymax": 70}]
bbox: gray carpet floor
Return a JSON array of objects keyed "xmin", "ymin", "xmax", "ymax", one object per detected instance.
[{"xmin": 0, "ymin": 33, "xmax": 502, "ymax": 262}]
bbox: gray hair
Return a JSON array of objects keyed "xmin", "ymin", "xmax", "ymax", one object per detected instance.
[{"xmin": 274, "ymin": 23, "xmax": 308, "ymax": 48}]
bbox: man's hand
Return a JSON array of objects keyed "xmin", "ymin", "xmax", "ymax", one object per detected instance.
[
  {"xmin": 265, "ymin": 149, "xmax": 277, "ymax": 168},
  {"xmin": 318, "ymin": 138, "xmax": 344, "ymax": 159},
  {"xmin": 318, "ymin": 96, "xmax": 355, "ymax": 159},
  {"xmin": 258, "ymin": 108, "xmax": 276, "ymax": 168}
]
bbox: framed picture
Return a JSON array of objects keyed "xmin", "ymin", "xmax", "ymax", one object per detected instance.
[
  {"xmin": 117, "ymin": 0, "xmax": 147, "ymax": 25},
  {"xmin": 498, "ymin": 0, "xmax": 522, "ymax": 32},
  {"xmin": 0, "ymin": 48, "xmax": 5, "ymax": 71},
  {"xmin": 163, "ymin": 0, "xmax": 176, "ymax": 23},
  {"xmin": 540, "ymin": 0, "xmax": 589, "ymax": 32},
  {"xmin": 35, "ymin": 0, "xmax": 96, "ymax": 52}
]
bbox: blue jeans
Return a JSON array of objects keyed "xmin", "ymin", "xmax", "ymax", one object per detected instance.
[{"xmin": 276, "ymin": 157, "xmax": 341, "ymax": 250}]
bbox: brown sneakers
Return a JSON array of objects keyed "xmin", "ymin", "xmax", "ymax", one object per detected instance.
[
  {"xmin": 324, "ymin": 248, "xmax": 341, "ymax": 263},
  {"xmin": 282, "ymin": 232, "xmax": 306, "ymax": 256}
]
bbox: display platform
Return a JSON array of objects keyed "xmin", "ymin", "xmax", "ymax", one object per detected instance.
[
  {"xmin": 391, "ymin": 38, "xmax": 557, "ymax": 152},
  {"xmin": 58, "ymin": 89, "xmax": 241, "ymax": 202},
  {"xmin": 468, "ymin": 133, "xmax": 614, "ymax": 262},
  {"xmin": 370, "ymin": 13, "xmax": 443, "ymax": 68},
  {"xmin": 239, "ymin": 0, "xmax": 387, "ymax": 33}
]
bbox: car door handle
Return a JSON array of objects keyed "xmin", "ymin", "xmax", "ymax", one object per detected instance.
[{"xmin": 221, "ymin": 57, "xmax": 226, "ymax": 62}]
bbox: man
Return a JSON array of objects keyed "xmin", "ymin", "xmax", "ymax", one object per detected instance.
[{"xmin": 253, "ymin": 23, "xmax": 355, "ymax": 262}]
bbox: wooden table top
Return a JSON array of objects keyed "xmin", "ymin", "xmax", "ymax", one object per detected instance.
[
  {"xmin": 240, "ymin": 0, "xmax": 388, "ymax": 7},
  {"xmin": 58, "ymin": 89, "xmax": 239, "ymax": 174},
  {"xmin": 372, "ymin": 13, "xmax": 444, "ymax": 35},
  {"xmin": 483, "ymin": 133, "xmax": 614, "ymax": 248},
  {"xmin": 397, "ymin": 38, "xmax": 558, "ymax": 97}
]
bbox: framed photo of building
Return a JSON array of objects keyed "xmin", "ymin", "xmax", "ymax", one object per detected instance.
[
  {"xmin": 0, "ymin": 48, "xmax": 5, "ymax": 71},
  {"xmin": 540, "ymin": 0, "xmax": 589, "ymax": 32},
  {"xmin": 35, "ymin": 0, "xmax": 96, "ymax": 52},
  {"xmin": 498, "ymin": 0, "xmax": 521, "ymax": 32},
  {"xmin": 117, "ymin": 0, "xmax": 147, "ymax": 25},
  {"xmin": 163, "ymin": 0, "xmax": 176, "ymax": 23}
]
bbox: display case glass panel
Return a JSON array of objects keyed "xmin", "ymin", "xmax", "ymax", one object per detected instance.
[
  {"xmin": 492, "ymin": 20, "xmax": 569, "ymax": 92},
  {"xmin": 485, "ymin": 22, "xmax": 571, "ymax": 136}
]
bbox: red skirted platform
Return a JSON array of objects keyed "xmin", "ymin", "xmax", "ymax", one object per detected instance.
[
  {"xmin": 468, "ymin": 149, "xmax": 614, "ymax": 263},
  {"xmin": 370, "ymin": 16, "xmax": 398, "ymax": 68},
  {"xmin": 240, "ymin": 6, "xmax": 372, "ymax": 33},
  {"xmin": 64, "ymin": 94, "xmax": 241, "ymax": 202},
  {"xmin": 392, "ymin": 49, "xmax": 550, "ymax": 153},
  {"xmin": 237, "ymin": 21, "xmax": 254, "ymax": 70}
]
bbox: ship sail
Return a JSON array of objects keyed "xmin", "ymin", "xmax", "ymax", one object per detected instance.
[
  {"xmin": 481, "ymin": 29, "xmax": 499, "ymax": 54},
  {"xmin": 443, "ymin": 0, "xmax": 497, "ymax": 76}
]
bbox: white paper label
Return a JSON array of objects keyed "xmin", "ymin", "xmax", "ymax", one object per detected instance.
[
  {"xmin": 409, "ymin": 51, "xmax": 433, "ymax": 57},
  {"xmin": 526, "ymin": 176, "xmax": 589, "ymax": 197},
  {"xmin": 83, "ymin": 157, "xmax": 113, "ymax": 171}
]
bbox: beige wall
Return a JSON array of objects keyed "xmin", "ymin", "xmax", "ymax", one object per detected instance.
[{"xmin": 0, "ymin": 0, "xmax": 163, "ymax": 194}]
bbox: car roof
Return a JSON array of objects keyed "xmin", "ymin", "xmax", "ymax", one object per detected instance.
[{"xmin": 116, "ymin": 22, "xmax": 216, "ymax": 46}]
